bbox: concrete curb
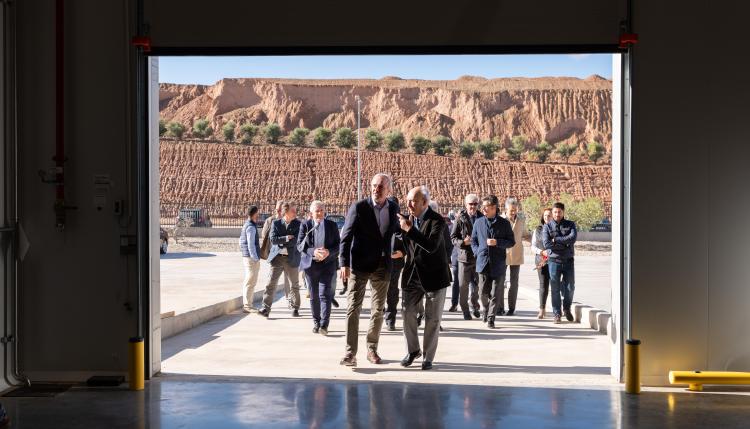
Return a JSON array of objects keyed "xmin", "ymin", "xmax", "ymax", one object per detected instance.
[
  {"xmin": 161, "ymin": 288, "xmax": 265, "ymax": 340},
  {"xmin": 516, "ymin": 286, "xmax": 611, "ymax": 335}
]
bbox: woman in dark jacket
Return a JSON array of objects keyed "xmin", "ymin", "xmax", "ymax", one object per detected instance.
[{"xmin": 531, "ymin": 208, "xmax": 553, "ymax": 319}]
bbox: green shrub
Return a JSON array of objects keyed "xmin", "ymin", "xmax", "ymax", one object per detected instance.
[
  {"xmin": 521, "ymin": 195, "xmax": 545, "ymax": 232},
  {"xmin": 193, "ymin": 118, "xmax": 213, "ymax": 139},
  {"xmin": 506, "ymin": 135, "xmax": 527, "ymax": 161},
  {"xmin": 478, "ymin": 140, "xmax": 500, "ymax": 160},
  {"xmin": 166, "ymin": 122, "xmax": 186, "ymax": 139},
  {"xmin": 459, "ymin": 141, "xmax": 476, "ymax": 158},
  {"xmin": 364, "ymin": 129, "xmax": 383, "ymax": 150},
  {"xmin": 587, "ymin": 141, "xmax": 605, "ymax": 163},
  {"xmin": 263, "ymin": 123, "xmax": 282, "ymax": 145},
  {"xmin": 555, "ymin": 142, "xmax": 577, "ymax": 161},
  {"xmin": 222, "ymin": 121, "xmax": 236, "ymax": 142},
  {"xmin": 531, "ymin": 141, "xmax": 554, "ymax": 162},
  {"xmin": 567, "ymin": 196, "xmax": 605, "ymax": 231},
  {"xmin": 288, "ymin": 127, "xmax": 310, "ymax": 147},
  {"xmin": 385, "ymin": 130, "xmax": 406, "ymax": 152},
  {"xmin": 335, "ymin": 127, "xmax": 356, "ymax": 149},
  {"xmin": 239, "ymin": 123, "xmax": 259, "ymax": 145},
  {"xmin": 432, "ymin": 136, "xmax": 453, "ymax": 156},
  {"xmin": 410, "ymin": 136, "xmax": 431, "ymax": 154},
  {"xmin": 159, "ymin": 119, "xmax": 167, "ymax": 137},
  {"xmin": 312, "ymin": 127, "xmax": 332, "ymax": 148}
]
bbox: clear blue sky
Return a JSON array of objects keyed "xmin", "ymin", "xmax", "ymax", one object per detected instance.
[{"xmin": 159, "ymin": 54, "xmax": 612, "ymax": 85}]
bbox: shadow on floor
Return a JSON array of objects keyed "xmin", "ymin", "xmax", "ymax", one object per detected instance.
[{"xmin": 351, "ymin": 361, "xmax": 610, "ymax": 375}]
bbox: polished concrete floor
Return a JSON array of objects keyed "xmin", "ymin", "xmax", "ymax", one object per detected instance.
[{"xmin": 3, "ymin": 376, "xmax": 750, "ymax": 428}]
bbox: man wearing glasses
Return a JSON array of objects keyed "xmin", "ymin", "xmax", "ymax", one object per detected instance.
[
  {"xmin": 470, "ymin": 195, "xmax": 516, "ymax": 329},
  {"xmin": 450, "ymin": 194, "xmax": 484, "ymax": 320}
]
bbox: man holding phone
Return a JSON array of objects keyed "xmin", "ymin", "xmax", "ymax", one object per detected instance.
[{"xmin": 470, "ymin": 195, "xmax": 516, "ymax": 329}]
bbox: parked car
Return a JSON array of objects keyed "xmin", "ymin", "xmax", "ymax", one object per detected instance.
[
  {"xmin": 326, "ymin": 214, "xmax": 346, "ymax": 230},
  {"xmin": 159, "ymin": 228, "xmax": 169, "ymax": 254},
  {"xmin": 591, "ymin": 218, "xmax": 612, "ymax": 232},
  {"xmin": 176, "ymin": 208, "xmax": 212, "ymax": 227}
]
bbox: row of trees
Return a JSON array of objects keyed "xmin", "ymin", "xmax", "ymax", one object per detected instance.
[
  {"xmin": 521, "ymin": 193, "xmax": 606, "ymax": 232},
  {"xmin": 159, "ymin": 119, "xmax": 607, "ymax": 163}
]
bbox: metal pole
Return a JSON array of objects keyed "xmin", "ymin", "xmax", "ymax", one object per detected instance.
[{"xmin": 356, "ymin": 95, "xmax": 361, "ymax": 200}]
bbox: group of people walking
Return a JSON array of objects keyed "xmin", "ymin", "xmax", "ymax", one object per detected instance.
[{"xmin": 238, "ymin": 173, "xmax": 578, "ymax": 369}]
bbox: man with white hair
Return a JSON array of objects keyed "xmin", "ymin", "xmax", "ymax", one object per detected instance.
[
  {"xmin": 297, "ymin": 200, "xmax": 340, "ymax": 335},
  {"xmin": 339, "ymin": 173, "xmax": 400, "ymax": 366},
  {"xmin": 397, "ymin": 186, "xmax": 451, "ymax": 370},
  {"xmin": 502, "ymin": 197, "xmax": 525, "ymax": 316},
  {"xmin": 450, "ymin": 194, "xmax": 483, "ymax": 320}
]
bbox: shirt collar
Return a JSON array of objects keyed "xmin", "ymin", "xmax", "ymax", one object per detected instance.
[{"xmin": 371, "ymin": 197, "xmax": 387, "ymax": 210}]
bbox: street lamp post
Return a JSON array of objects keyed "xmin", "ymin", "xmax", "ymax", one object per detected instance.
[{"xmin": 355, "ymin": 95, "xmax": 362, "ymax": 200}]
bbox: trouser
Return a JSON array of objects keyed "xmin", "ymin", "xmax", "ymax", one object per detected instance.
[
  {"xmin": 345, "ymin": 261, "xmax": 390, "ymax": 355},
  {"xmin": 402, "ymin": 277, "xmax": 447, "ymax": 362},
  {"xmin": 504, "ymin": 265, "xmax": 520, "ymax": 313},
  {"xmin": 262, "ymin": 255, "xmax": 300, "ymax": 311},
  {"xmin": 479, "ymin": 268, "xmax": 506, "ymax": 321},
  {"xmin": 242, "ymin": 257, "xmax": 261, "ymax": 308},
  {"xmin": 385, "ymin": 264, "xmax": 404, "ymax": 324},
  {"xmin": 538, "ymin": 264, "xmax": 550, "ymax": 309},
  {"xmin": 458, "ymin": 261, "xmax": 480, "ymax": 313},
  {"xmin": 549, "ymin": 259, "xmax": 575, "ymax": 316},
  {"xmin": 305, "ymin": 264, "xmax": 335, "ymax": 328},
  {"xmin": 450, "ymin": 261, "xmax": 460, "ymax": 307}
]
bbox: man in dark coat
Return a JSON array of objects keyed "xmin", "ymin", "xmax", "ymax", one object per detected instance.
[
  {"xmin": 297, "ymin": 200, "xmax": 340, "ymax": 335},
  {"xmin": 338, "ymin": 174, "xmax": 400, "ymax": 367},
  {"xmin": 451, "ymin": 194, "xmax": 483, "ymax": 320},
  {"xmin": 397, "ymin": 186, "xmax": 451, "ymax": 370},
  {"xmin": 470, "ymin": 195, "xmax": 516, "ymax": 329}
]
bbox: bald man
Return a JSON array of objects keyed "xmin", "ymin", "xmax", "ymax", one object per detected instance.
[
  {"xmin": 397, "ymin": 186, "xmax": 451, "ymax": 370},
  {"xmin": 339, "ymin": 173, "xmax": 400, "ymax": 366}
]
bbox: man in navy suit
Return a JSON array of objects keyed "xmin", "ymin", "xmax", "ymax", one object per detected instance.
[
  {"xmin": 339, "ymin": 173, "xmax": 399, "ymax": 367},
  {"xmin": 259, "ymin": 202, "xmax": 302, "ymax": 318},
  {"xmin": 298, "ymin": 200, "xmax": 340, "ymax": 336}
]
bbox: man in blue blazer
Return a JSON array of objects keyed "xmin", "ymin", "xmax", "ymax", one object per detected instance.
[
  {"xmin": 297, "ymin": 200, "xmax": 340, "ymax": 335},
  {"xmin": 338, "ymin": 173, "xmax": 400, "ymax": 367},
  {"xmin": 259, "ymin": 202, "xmax": 302, "ymax": 317},
  {"xmin": 471, "ymin": 195, "xmax": 516, "ymax": 329}
]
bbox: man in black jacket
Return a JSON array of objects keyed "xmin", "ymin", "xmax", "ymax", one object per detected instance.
[
  {"xmin": 338, "ymin": 174, "xmax": 400, "ymax": 367},
  {"xmin": 397, "ymin": 186, "xmax": 451, "ymax": 370},
  {"xmin": 451, "ymin": 194, "xmax": 483, "ymax": 320}
]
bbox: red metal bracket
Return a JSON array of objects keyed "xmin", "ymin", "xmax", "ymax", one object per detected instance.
[
  {"xmin": 619, "ymin": 33, "xmax": 639, "ymax": 49},
  {"xmin": 131, "ymin": 36, "xmax": 152, "ymax": 53}
]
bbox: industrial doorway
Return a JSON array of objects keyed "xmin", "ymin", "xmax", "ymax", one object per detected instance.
[{"xmin": 143, "ymin": 52, "xmax": 630, "ymax": 386}]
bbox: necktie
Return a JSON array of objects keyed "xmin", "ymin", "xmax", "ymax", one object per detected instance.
[{"xmin": 314, "ymin": 222, "xmax": 323, "ymax": 248}]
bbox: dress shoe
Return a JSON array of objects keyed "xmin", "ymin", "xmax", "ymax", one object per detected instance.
[
  {"xmin": 463, "ymin": 311, "xmax": 472, "ymax": 320},
  {"xmin": 340, "ymin": 353, "xmax": 357, "ymax": 366},
  {"xmin": 258, "ymin": 308, "xmax": 270, "ymax": 318},
  {"xmin": 439, "ymin": 325, "xmax": 444, "ymax": 332},
  {"xmin": 387, "ymin": 321, "xmax": 396, "ymax": 331},
  {"xmin": 497, "ymin": 309, "xmax": 506, "ymax": 316},
  {"xmin": 400, "ymin": 350, "xmax": 422, "ymax": 367},
  {"xmin": 312, "ymin": 325, "xmax": 320, "ymax": 334},
  {"xmin": 564, "ymin": 309, "xmax": 574, "ymax": 322},
  {"xmin": 472, "ymin": 309, "xmax": 481, "ymax": 319},
  {"xmin": 319, "ymin": 327, "xmax": 328, "ymax": 336},
  {"xmin": 506, "ymin": 310, "xmax": 515, "ymax": 316},
  {"xmin": 292, "ymin": 309, "xmax": 300, "ymax": 317},
  {"xmin": 339, "ymin": 285, "xmax": 348, "ymax": 296},
  {"xmin": 421, "ymin": 361, "xmax": 433, "ymax": 370},
  {"xmin": 331, "ymin": 298, "xmax": 339, "ymax": 308},
  {"xmin": 487, "ymin": 319, "xmax": 495, "ymax": 329},
  {"xmin": 448, "ymin": 305, "xmax": 458, "ymax": 312},
  {"xmin": 554, "ymin": 315, "xmax": 562, "ymax": 324},
  {"xmin": 367, "ymin": 351, "xmax": 383, "ymax": 364}
]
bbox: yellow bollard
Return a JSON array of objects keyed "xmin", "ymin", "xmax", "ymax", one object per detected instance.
[
  {"xmin": 624, "ymin": 339, "xmax": 641, "ymax": 394},
  {"xmin": 669, "ymin": 370, "xmax": 750, "ymax": 392},
  {"xmin": 129, "ymin": 337, "xmax": 145, "ymax": 391}
]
